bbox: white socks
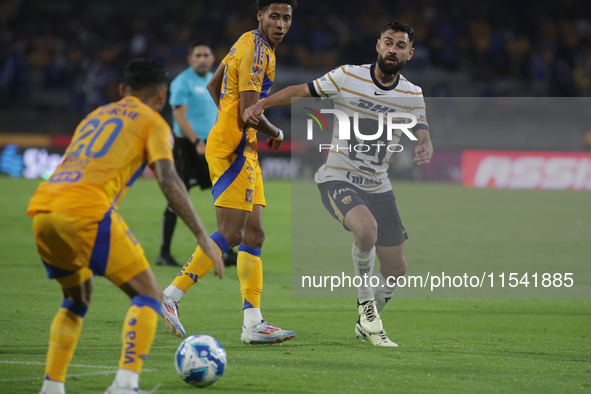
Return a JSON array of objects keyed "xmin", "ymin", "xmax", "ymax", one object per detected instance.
[
  {"xmin": 243, "ymin": 307, "xmax": 263, "ymax": 328},
  {"xmin": 163, "ymin": 285, "xmax": 185, "ymax": 303},
  {"xmin": 113, "ymin": 368, "xmax": 139, "ymax": 389},
  {"xmin": 165, "ymin": 281, "xmax": 267, "ymax": 330},
  {"xmin": 372, "ymin": 270, "xmax": 397, "ymax": 314},
  {"xmin": 352, "ymin": 243, "xmax": 376, "ymax": 303},
  {"xmin": 165, "ymin": 285, "xmax": 265, "ymax": 329},
  {"xmin": 40, "ymin": 380, "xmax": 65, "ymax": 394}
]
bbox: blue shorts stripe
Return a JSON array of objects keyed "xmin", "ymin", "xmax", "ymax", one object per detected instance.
[
  {"xmin": 130, "ymin": 295, "xmax": 161, "ymax": 313},
  {"xmin": 238, "ymin": 244, "xmax": 261, "ymax": 257},
  {"xmin": 212, "ymin": 130, "xmax": 247, "ymax": 204},
  {"xmin": 42, "ymin": 259, "xmax": 76, "ymax": 279},
  {"xmin": 89, "ymin": 210, "xmax": 112, "ymax": 276},
  {"xmin": 210, "ymin": 231, "xmax": 230, "ymax": 254},
  {"xmin": 61, "ymin": 299, "xmax": 88, "ymax": 318}
]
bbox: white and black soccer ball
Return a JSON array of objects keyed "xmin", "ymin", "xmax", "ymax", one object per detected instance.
[{"xmin": 174, "ymin": 334, "xmax": 227, "ymax": 387}]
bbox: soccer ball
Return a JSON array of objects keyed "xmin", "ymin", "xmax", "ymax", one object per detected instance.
[{"xmin": 174, "ymin": 335, "xmax": 227, "ymax": 387}]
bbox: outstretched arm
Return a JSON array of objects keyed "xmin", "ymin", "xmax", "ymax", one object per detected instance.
[
  {"xmin": 151, "ymin": 158, "xmax": 224, "ymax": 278},
  {"xmin": 243, "ymin": 83, "xmax": 311, "ymax": 125},
  {"xmin": 240, "ymin": 91, "xmax": 283, "ymax": 139}
]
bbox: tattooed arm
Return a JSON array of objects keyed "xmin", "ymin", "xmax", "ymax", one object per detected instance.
[{"xmin": 151, "ymin": 159, "xmax": 224, "ymax": 278}]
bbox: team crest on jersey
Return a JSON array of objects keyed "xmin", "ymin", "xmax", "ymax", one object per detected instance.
[
  {"xmin": 251, "ymin": 65, "xmax": 263, "ymax": 76},
  {"xmin": 341, "ymin": 195, "xmax": 352, "ymax": 205},
  {"xmin": 245, "ymin": 188, "xmax": 254, "ymax": 203}
]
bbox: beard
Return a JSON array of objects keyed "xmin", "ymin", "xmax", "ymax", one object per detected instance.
[{"xmin": 377, "ymin": 53, "xmax": 405, "ymax": 75}]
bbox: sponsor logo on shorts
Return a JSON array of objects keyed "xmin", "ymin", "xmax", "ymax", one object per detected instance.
[
  {"xmin": 247, "ymin": 173, "xmax": 256, "ymax": 185},
  {"xmin": 245, "ymin": 188, "xmax": 254, "ymax": 203},
  {"xmin": 341, "ymin": 195, "xmax": 352, "ymax": 204},
  {"xmin": 125, "ymin": 229, "xmax": 139, "ymax": 245},
  {"xmin": 332, "ymin": 187, "xmax": 356, "ymax": 199}
]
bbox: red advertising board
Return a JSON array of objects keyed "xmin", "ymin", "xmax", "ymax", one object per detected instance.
[{"xmin": 462, "ymin": 150, "xmax": 591, "ymax": 190}]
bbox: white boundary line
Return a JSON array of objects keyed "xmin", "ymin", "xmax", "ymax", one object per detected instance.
[
  {"xmin": 0, "ymin": 371, "xmax": 116, "ymax": 383},
  {"xmin": 0, "ymin": 361, "xmax": 156, "ymax": 383},
  {"xmin": 0, "ymin": 361, "xmax": 117, "ymax": 369}
]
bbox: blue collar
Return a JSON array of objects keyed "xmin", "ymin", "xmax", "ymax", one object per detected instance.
[{"xmin": 253, "ymin": 30, "xmax": 272, "ymax": 50}]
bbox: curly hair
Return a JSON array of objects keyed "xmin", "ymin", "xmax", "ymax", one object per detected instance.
[
  {"xmin": 257, "ymin": 0, "xmax": 298, "ymax": 11},
  {"xmin": 124, "ymin": 58, "xmax": 168, "ymax": 91}
]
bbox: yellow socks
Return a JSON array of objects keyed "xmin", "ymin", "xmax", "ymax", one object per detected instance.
[
  {"xmin": 43, "ymin": 295, "xmax": 159, "ymax": 392},
  {"xmin": 171, "ymin": 232, "xmax": 228, "ymax": 292},
  {"xmin": 118, "ymin": 295, "xmax": 160, "ymax": 374},
  {"xmin": 44, "ymin": 300, "xmax": 87, "ymax": 382},
  {"xmin": 237, "ymin": 244, "xmax": 263, "ymax": 310}
]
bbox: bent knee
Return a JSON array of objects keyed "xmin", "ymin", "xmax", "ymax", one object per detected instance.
[
  {"xmin": 381, "ymin": 256, "xmax": 407, "ymax": 278},
  {"xmin": 354, "ymin": 226, "xmax": 378, "ymax": 250},
  {"xmin": 70, "ymin": 293, "xmax": 92, "ymax": 309},
  {"xmin": 217, "ymin": 228, "xmax": 245, "ymax": 248},
  {"xmin": 243, "ymin": 227, "xmax": 265, "ymax": 249}
]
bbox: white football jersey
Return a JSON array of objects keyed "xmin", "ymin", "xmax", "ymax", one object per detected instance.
[{"xmin": 308, "ymin": 63, "xmax": 429, "ymax": 193}]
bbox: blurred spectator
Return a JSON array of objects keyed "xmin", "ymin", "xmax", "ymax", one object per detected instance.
[{"xmin": 0, "ymin": 0, "xmax": 590, "ymax": 111}]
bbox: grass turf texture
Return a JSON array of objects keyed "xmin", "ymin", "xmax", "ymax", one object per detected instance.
[{"xmin": 0, "ymin": 177, "xmax": 589, "ymax": 393}]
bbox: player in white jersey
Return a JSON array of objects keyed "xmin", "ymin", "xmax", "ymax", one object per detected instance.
[{"xmin": 244, "ymin": 21, "xmax": 433, "ymax": 346}]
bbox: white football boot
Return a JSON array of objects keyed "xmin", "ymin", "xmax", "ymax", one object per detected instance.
[
  {"xmin": 357, "ymin": 300, "xmax": 383, "ymax": 334},
  {"xmin": 355, "ymin": 321, "xmax": 398, "ymax": 347},
  {"xmin": 159, "ymin": 295, "xmax": 186, "ymax": 338},
  {"xmin": 241, "ymin": 321, "xmax": 296, "ymax": 344}
]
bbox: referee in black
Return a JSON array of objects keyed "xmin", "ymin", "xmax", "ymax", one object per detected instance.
[{"xmin": 157, "ymin": 42, "xmax": 237, "ymax": 267}]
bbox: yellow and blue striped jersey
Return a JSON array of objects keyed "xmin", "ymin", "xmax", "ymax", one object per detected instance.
[
  {"xmin": 206, "ymin": 30, "xmax": 276, "ymax": 160},
  {"xmin": 27, "ymin": 96, "xmax": 174, "ymax": 219}
]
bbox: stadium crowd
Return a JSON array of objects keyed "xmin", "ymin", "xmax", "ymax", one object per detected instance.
[{"xmin": 1, "ymin": 0, "xmax": 590, "ymax": 112}]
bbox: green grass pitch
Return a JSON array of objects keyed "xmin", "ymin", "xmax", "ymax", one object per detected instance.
[{"xmin": 0, "ymin": 177, "xmax": 589, "ymax": 393}]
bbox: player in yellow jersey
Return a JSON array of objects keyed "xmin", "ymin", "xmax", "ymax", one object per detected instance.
[
  {"xmin": 28, "ymin": 58, "xmax": 224, "ymax": 394},
  {"xmin": 160, "ymin": 0, "xmax": 297, "ymax": 344}
]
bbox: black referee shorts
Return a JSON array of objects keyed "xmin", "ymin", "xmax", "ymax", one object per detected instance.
[
  {"xmin": 173, "ymin": 136, "xmax": 212, "ymax": 190},
  {"xmin": 317, "ymin": 180, "xmax": 408, "ymax": 247}
]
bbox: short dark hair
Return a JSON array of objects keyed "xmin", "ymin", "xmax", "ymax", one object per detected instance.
[
  {"xmin": 381, "ymin": 21, "xmax": 415, "ymax": 44},
  {"xmin": 187, "ymin": 41, "xmax": 211, "ymax": 55},
  {"xmin": 124, "ymin": 58, "xmax": 168, "ymax": 92},
  {"xmin": 257, "ymin": 0, "xmax": 298, "ymax": 11}
]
